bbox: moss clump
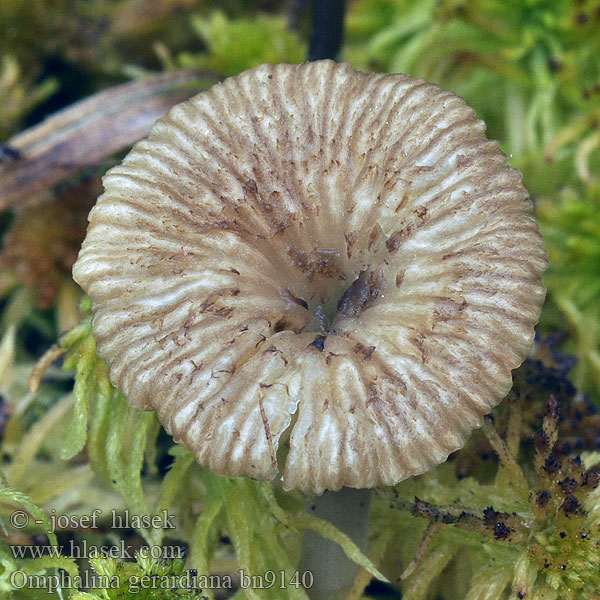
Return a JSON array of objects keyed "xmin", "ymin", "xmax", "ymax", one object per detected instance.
[
  {"xmin": 370, "ymin": 347, "xmax": 600, "ymax": 599},
  {"xmin": 176, "ymin": 11, "xmax": 306, "ymax": 77}
]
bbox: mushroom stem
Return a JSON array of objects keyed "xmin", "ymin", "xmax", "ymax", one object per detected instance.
[{"xmin": 300, "ymin": 487, "xmax": 371, "ymax": 599}]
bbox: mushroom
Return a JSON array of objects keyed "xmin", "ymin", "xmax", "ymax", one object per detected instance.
[{"xmin": 73, "ymin": 60, "xmax": 546, "ymax": 594}]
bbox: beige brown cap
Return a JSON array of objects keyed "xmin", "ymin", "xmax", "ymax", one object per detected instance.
[{"xmin": 73, "ymin": 60, "xmax": 547, "ymax": 495}]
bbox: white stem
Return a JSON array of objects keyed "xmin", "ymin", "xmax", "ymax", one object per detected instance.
[{"xmin": 300, "ymin": 487, "xmax": 371, "ymax": 599}]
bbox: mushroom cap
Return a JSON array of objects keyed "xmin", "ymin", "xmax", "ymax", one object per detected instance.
[{"xmin": 73, "ymin": 61, "xmax": 547, "ymax": 495}]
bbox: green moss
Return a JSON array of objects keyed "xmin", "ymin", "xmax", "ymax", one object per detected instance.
[
  {"xmin": 178, "ymin": 11, "xmax": 306, "ymax": 77},
  {"xmin": 72, "ymin": 554, "xmax": 206, "ymax": 600},
  {"xmin": 0, "ymin": 55, "xmax": 58, "ymax": 139},
  {"xmin": 369, "ymin": 355, "xmax": 600, "ymax": 599},
  {"xmin": 537, "ymin": 186, "xmax": 600, "ymax": 395}
]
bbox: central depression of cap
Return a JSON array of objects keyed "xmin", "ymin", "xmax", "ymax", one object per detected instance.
[{"xmin": 73, "ymin": 61, "xmax": 547, "ymax": 495}]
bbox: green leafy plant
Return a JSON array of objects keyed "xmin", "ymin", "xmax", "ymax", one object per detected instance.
[
  {"xmin": 176, "ymin": 11, "xmax": 306, "ymax": 77},
  {"xmin": 71, "ymin": 554, "xmax": 206, "ymax": 600},
  {"xmin": 537, "ymin": 186, "xmax": 600, "ymax": 393}
]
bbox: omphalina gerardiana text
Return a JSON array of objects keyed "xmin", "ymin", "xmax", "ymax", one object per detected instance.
[{"xmin": 73, "ymin": 61, "xmax": 547, "ymax": 495}]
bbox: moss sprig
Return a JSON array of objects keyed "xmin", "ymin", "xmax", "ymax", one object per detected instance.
[
  {"xmin": 174, "ymin": 11, "xmax": 306, "ymax": 77},
  {"xmin": 374, "ymin": 354, "xmax": 600, "ymax": 600}
]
